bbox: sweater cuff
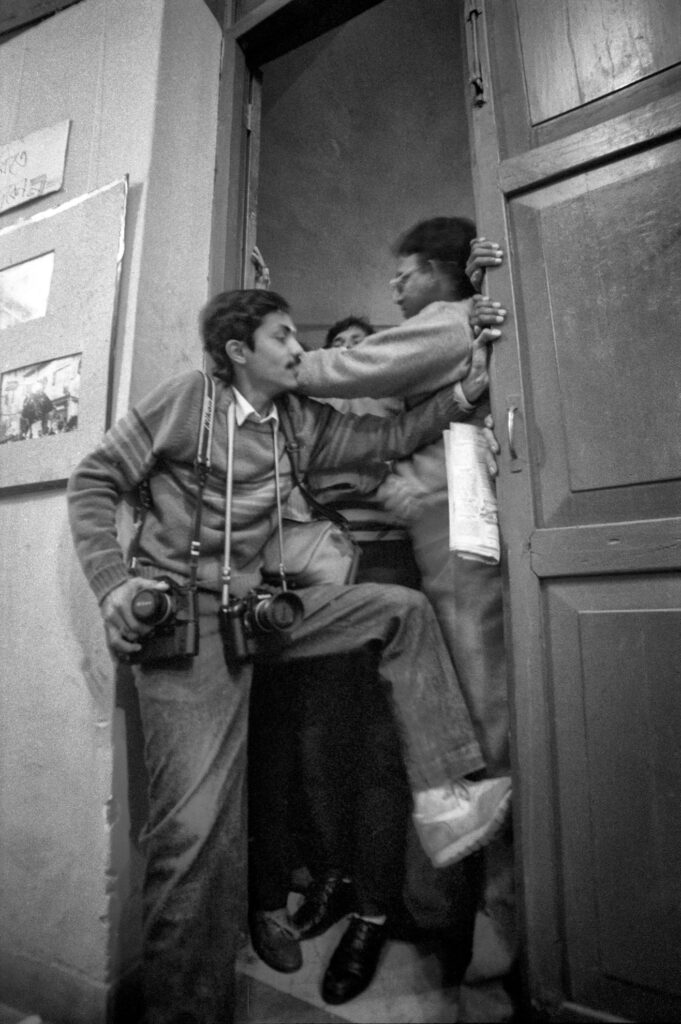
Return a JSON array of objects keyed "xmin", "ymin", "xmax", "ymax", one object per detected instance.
[
  {"xmin": 453, "ymin": 381, "xmax": 476, "ymax": 410},
  {"xmin": 88, "ymin": 563, "xmax": 130, "ymax": 606}
]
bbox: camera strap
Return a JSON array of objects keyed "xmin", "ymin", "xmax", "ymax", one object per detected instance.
[
  {"xmin": 278, "ymin": 400, "xmax": 354, "ymax": 533},
  {"xmin": 186, "ymin": 371, "xmax": 216, "ymax": 591},
  {"xmin": 221, "ymin": 400, "xmax": 237, "ymax": 608},
  {"xmin": 221, "ymin": 396, "xmax": 293, "ymax": 608},
  {"xmin": 128, "ymin": 370, "xmax": 216, "ymax": 586}
]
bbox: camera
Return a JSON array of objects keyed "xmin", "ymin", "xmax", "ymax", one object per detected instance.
[
  {"xmin": 219, "ymin": 587, "xmax": 304, "ymax": 665},
  {"xmin": 127, "ymin": 576, "xmax": 198, "ymax": 665}
]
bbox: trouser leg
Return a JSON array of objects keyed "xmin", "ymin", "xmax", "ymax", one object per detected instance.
[
  {"xmin": 410, "ymin": 499, "xmax": 510, "ymax": 776},
  {"xmin": 297, "ymin": 656, "xmax": 360, "ymax": 878},
  {"xmin": 351, "ymin": 678, "xmax": 410, "ymax": 916},
  {"xmin": 248, "ymin": 661, "xmax": 303, "ymax": 911},
  {"xmin": 295, "ymin": 539, "xmax": 420, "ymax": 890},
  {"xmin": 258, "ymin": 582, "xmax": 484, "ymax": 789},
  {"xmin": 134, "ymin": 612, "xmax": 251, "ymax": 1024}
]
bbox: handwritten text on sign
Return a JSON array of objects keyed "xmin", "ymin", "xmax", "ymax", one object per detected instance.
[{"xmin": 0, "ymin": 120, "xmax": 71, "ymax": 215}]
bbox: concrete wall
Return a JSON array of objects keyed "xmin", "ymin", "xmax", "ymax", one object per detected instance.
[
  {"xmin": 257, "ymin": 0, "xmax": 474, "ymax": 349},
  {"xmin": 0, "ymin": 1, "xmax": 221, "ymax": 1020}
]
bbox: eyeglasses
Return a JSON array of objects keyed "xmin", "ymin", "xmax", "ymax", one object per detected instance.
[
  {"xmin": 389, "ymin": 267, "xmax": 417, "ymax": 293},
  {"xmin": 389, "ymin": 261, "xmax": 430, "ymax": 293}
]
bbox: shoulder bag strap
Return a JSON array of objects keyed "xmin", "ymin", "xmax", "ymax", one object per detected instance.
[{"xmin": 277, "ymin": 400, "xmax": 351, "ymax": 530}]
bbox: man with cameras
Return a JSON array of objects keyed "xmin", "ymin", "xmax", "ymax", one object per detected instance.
[{"xmin": 67, "ymin": 288, "xmax": 506, "ymax": 1024}]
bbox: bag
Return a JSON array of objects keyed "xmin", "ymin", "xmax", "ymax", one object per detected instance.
[{"xmin": 261, "ymin": 518, "xmax": 360, "ymax": 588}]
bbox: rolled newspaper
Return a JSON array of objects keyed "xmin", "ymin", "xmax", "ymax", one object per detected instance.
[{"xmin": 443, "ymin": 422, "xmax": 500, "ymax": 563}]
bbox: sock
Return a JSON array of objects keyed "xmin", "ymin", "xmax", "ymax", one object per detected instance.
[{"xmin": 352, "ymin": 912, "xmax": 387, "ymax": 926}]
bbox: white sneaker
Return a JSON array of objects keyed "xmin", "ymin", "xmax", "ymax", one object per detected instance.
[{"xmin": 413, "ymin": 776, "xmax": 512, "ymax": 867}]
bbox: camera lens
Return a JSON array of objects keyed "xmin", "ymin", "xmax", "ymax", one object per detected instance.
[
  {"xmin": 253, "ymin": 592, "xmax": 303, "ymax": 633},
  {"xmin": 132, "ymin": 588, "xmax": 174, "ymax": 626}
]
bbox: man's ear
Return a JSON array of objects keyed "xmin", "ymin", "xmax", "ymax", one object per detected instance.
[{"xmin": 225, "ymin": 338, "xmax": 247, "ymax": 366}]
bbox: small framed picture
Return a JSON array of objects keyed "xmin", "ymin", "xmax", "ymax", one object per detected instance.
[{"xmin": 0, "ymin": 178, "xmax": 127, "ymax": 490}]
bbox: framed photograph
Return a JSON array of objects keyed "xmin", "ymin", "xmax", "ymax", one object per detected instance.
[{"xmin": 0, "ymin": 178, "xmax": 127, "ymax": 489}]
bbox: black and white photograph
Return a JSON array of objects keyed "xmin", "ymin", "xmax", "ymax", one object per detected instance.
[
  {"xmin": 0, "ymin": 4, "xmax": 679, "ymax": 1024},
  {"xmin": 0, "ymin": 353, "xmax": 81, "ymax": 442}
]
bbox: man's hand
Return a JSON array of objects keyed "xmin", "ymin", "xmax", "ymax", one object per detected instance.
[
  {"xmin": 466, "ymin": 237, "xmax": 503, "ymax": 292},
  {"xmin": 471, "ymin": 293, "xmax": 506, "ymax": 333},
  {"xmin": 461, "ymin": 326, "xmax": 501, "ymax": 404},
  {"xmin": 482, "ymin": 413, "xmax": 500, "ymax": 478},
  {"xmin": 100, "ymin": 577, "xmax": 169, "ymax": 657}
]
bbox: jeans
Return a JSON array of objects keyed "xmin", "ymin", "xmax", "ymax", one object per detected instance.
[
  {"xmin": 249, "ymin": 537, "xmax": 418, "ymax": 917},
  {"xmin": 248, "ymin": 653, "xmax": 411, "ymax": 916},
  {"xmin": 134, "ymin": 581, "xmax": 483, "ymax": 1024},
  {"xmin": 297, "ymin": 654, "xmax": 411, "ymax": 916},
  {"xmin": 409, "ymin": 496, "xmax": 510, "ymax": 775}
]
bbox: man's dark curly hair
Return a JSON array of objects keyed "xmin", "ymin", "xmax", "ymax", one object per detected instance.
[
  {"xmin": 323, "ymin": 315, "xmax": 375, "ymax": 349},
  {"xmin": 393, "ymin": 216, "xmax": 477, "ymax": 299},
  {"xmin": 200, "ymin": 289, "xmax": 291, "ymax": 383}
]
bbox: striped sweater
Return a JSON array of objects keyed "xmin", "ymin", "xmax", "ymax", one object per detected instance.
[{"xmin": 67, "ymin": 371, "xmax": 476, "ymax": 603}]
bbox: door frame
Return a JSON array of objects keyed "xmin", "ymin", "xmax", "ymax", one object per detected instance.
[
  {"xmin": 209, "ymin": 0, "xmax": 384, "ymax": 293},
  {"xmin": 462, "ymin": 0, "xmax": 564, "ymax": 1012}
]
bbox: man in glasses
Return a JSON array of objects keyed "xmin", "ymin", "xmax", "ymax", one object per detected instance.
[{"xmin": 296, "ymin": 216, "xmax": 511, "ymax": 819}]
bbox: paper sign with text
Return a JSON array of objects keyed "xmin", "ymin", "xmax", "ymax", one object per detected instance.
[{"xmin": 0, "ymin": 120, "xmax": 70, "ymax": 215}]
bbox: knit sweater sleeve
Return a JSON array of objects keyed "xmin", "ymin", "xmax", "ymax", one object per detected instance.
[
  {"xmin": 67, "ymin": 371, "xmax": 203, "ymax": 604},
  {"xmin": 292, "ymin": 381, "xmax": 473, "ymax": 474},
  {"xmin": 295, "ymin": 301, "xmax": 474, "ymax": 400}
]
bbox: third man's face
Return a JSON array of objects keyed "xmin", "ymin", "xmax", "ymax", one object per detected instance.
[
  {"xmin": 330, "ymin": 326, "xmax": 369, "ymax": 349},
  {"xmin": 390, "ymin": 254, "xmax": 440, "ymax": 319}
]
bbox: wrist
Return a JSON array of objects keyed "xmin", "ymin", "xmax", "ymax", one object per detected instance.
[{"xmin": 455, "ymin": 380, "xmax": 478, "ymax": 408}]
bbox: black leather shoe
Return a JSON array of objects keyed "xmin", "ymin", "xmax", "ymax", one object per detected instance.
[
  {"xmin": 250, "ymin": 910, "xmax": 302, "ymax": 973},
  {"xmin": 321, "ymin": 916, "xmax": 387, "ymax": 1005},
  {"xmin": 291, "ymin": 870, "xmax": 354, "ymax": 940}
]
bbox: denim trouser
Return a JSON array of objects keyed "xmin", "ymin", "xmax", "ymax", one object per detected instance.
[
  {"xmin": 134, "ymin": 581, "xmax": 483, "ymax": 1024},
  {"xmin": 409, "ymin": 496, "xmax": 511, "ymax": 775},
  {"xmin": 248, "ymin": 653, "xmax": 411, "ymax": 916}
]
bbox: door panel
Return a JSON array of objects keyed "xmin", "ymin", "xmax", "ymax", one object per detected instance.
[
  {"xmin": 516, "ymin": 0, "xmax": 681, "ymax": 124},
  {"xmin": 547, "ymin": 579, "xmax": 681, "ymax": 1019},
  {"xmin": 509, "ymin": 136, "xmax": 681, "ymax": 521},
  {"xmin": 465, "ymin": 1, "xmax": 681, "ymax": 1018}
]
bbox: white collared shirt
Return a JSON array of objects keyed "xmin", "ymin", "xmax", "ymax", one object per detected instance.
[{"xmin": 231, "ymin": 387, "xmax": 280, "ymax": 427}]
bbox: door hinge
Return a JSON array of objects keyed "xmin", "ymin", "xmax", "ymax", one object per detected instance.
[
  {"xmin": 465, "ymin": 0, "xmax": 486, "ymax": 108},
  {"xmin": 245, "ymin": 102, "xmax": 253, "ymax": 133}
]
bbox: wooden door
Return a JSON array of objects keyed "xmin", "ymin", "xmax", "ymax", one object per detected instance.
[{"xmin": 464, "ymin": 2, "xmax": 681, "ymax": 1020}]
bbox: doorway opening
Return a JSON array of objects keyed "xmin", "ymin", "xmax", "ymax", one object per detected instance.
[
  {"xmin": 236, "ymin": 2, "xmax": 516, "ymax": 1021},
  {"xmin": 255, "ymin": 0, "xmax": 475, "ymax": 350}
]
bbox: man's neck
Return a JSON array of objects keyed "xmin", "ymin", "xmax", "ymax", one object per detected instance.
[{"xmin": 232, "ymin": 379, "xmax": 279, "ymax": 418}]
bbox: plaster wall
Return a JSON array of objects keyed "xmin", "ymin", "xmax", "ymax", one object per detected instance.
[
  {"xmin": 257, "ymin": 0, "xmax": 474, "ymax": 348},
  {"xmin": 0, "ymin": 1, "xmax": 221, "ymax": 1020}
]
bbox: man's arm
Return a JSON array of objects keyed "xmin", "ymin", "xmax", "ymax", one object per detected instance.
[
  {"xmin": 296, "ymin": 302, "xmax": 476, "ymax": 400},
  {"xmin": 67, "ymin": 445, "xmax": 169, "ymax": 657},
  {"xmin": 67, "ymin": 371, "xmax": 200, "ymax": 656},
  {"xmin": 303, "ymin": 382, "xmax": 483, "ymax": 473}
]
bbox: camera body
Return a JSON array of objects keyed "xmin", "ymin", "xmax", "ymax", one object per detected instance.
[
  {"xmin": 219, "ymin": 587, "xmax": 304, "ymax": 665},
  {"xmin": 128, "ymin": 576, "xmax": 198, "ymax": 665}
]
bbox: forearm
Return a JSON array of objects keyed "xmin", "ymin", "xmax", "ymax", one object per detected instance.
[
  {"xmin": 311, "ymin": 384, "xmax": 482, "ymax": 470},
  {"xmin": 67, "ymin": 452, "xmax": 132, "ymax": 604},
  {"xmin": 296, "ymin": 305, "xmax": 473, "ymax": 400}
]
